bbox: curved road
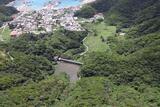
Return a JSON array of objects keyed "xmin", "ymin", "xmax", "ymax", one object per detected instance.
[{"xmin": 80, "ymin": 37, "xmax": 88, "ymax": 55}]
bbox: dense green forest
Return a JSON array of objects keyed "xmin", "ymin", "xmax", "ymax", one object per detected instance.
[
  {"xmin": 80, "ymin": 0, "xmax": 160, "ymax": 85},
  {"xmin": 0, "ymin": 0, "xmax": 160, "ymax": 106},
  {"xmin": 0, "ymin": 0, "xmax": 14, "ymax": 5},
  {"xmin": 0, "ymin": 0, "xmax": 18, "ymax": 26}
]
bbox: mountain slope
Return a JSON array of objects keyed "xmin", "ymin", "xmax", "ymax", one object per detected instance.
[
  {"xmin": 0, "ymin": 0, "xmax": 160, "ymax": 106},
  {"xmin": 0, "ymin": 1, "xmax": 18, "ymax": 26},
  {"xmin": 80, "ymin": 0, "xmax": 160, "ymax": 87}
]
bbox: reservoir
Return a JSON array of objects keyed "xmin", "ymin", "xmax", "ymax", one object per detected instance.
[{"xmin": 55, "ymin": 61, "xmax": 80, "ymax": 83}]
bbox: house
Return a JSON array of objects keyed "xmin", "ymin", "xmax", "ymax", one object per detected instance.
[
  {"xmin": 10, "ymin": 30, "xmax": 18, "ymax": 37},
  {"xmin": 94, "ymin": 13, "xmax": 104, "ymax": 21},
  {"xmin": 119, "ymin": 32, "xmax": 126, "ymax": 36}
]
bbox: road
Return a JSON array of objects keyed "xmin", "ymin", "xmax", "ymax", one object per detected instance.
[{"xmin": 80, "ymin": 37, "xmax": 88, "ymax": 55}]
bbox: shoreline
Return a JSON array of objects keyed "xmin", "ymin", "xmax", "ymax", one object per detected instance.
[{"xmin": 7, "ymin": 0, "xmax": 96, "ymax": 11}]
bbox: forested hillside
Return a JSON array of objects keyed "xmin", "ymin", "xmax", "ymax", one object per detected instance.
[
  {"xmin": 0, "ymin": 28, "xmax": 87, "ymax": 106},
  {"xmin": 77, "ymin": 0, "xmax": 160, "ymax": 86},
  {"xmin": 74, "ymin": 0, "xmax": 160, "ymax": 106},
  {"xmin": 0, "ymin": 0, "xmax": 160, "ymax": 106},
  {"xmin": 0, "ymin": 0, "xmax": 18, "ymax": 26},
  {"xmin": 0, "ymin": 0, "xmax": 14, "ymax": 5},
  {"xmin": 82, "ymin": 0, "xmax": 160, "ymax": 85}
]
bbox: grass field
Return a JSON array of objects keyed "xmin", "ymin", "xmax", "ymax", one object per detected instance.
[
  {"xmin": 0, "ymin": 26, "xmax": 11, "ymax": 42},
  {"xmin": 84, "ymin": 22, "xmax": 116, "ymax": 53},
  {"xmin": 0, "ymin": 51, "xmax": 7, "ymax": 66}
]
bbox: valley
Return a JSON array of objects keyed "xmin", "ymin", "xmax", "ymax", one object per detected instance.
[
  {"xmin": 0, "ymin": 0, "xmax": 160, "ymax": 107},
  {"xmin": 83, "ymin": 22, "xmax": 116, "ymax": 53}
]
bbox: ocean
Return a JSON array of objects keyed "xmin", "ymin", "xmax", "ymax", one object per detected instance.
[{"xmin": 12, "ymin": 0, "xmax": 81, "ymax": 10}]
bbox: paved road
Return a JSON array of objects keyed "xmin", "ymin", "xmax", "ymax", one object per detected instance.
[{"xmin": 80, "ymin": 37, "xmax": 88, "ymax": 55}]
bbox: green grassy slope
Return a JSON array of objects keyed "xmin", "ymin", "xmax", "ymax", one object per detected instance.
[
  {"xmin": 0, "ymin": 50, "xmax": 8, "ymax": 66},
  {"xmin": 84, "ymin": 22, "xmax": 116, "ymax": 52},
  {"xmin": 0, "ymin": 26, "xmax": 11, "ymax": 42}
]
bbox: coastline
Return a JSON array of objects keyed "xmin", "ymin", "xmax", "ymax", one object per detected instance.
[
  {"xmin": 81, "ymin": 0, "xmax": 96, "ymax": 4},
  {"xmin": 7, "ymin": 0, "xmax": 97, "ymax": 11}
]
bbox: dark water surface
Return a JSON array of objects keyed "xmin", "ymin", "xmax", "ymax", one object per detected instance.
[{"xmin": 55, "ymin": 61, "xmax": 80, "ymax": 83}]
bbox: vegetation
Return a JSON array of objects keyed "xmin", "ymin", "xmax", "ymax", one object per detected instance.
[
  {"xmin": 81, "ymin": 49, "xmax": 160, "ymax": 86},
  {"xmin": 0, "ymin": 26, "xmax": 11, "ymax": 42},
  {"xmin": 0, "ymin": 74, "xmax": 69, "ymax": 107},
  {"xmin": 0, "ymin": 73, "xmax": 26, "ymax": 90},
  {"xmin": 56, "ymin": 77, "xmax": 160, "ymax": 107},
  {"xmin": 0, "ymin": 29, "xmax": 87, "ymax": 59},
  {"xmin": 76, "ymin": 0, "xmax": 160, "ymax": 89},
  {"xmin": 74, "ymin": 5, "xmax": 96, "ymax": 18},
  {"xmin": 0, "ymin": 27, "xmax": 87, "ymax": 89},
  {"xmin": 0, "ymin": 6, "xmax": 18, "ymax": 25},
  {"xmin": 0, "ymin": 0, "xmax": 15, "ymax": 5},
  {"xmin": 83, "ymin": 22, "xmax": 116, "ymax": 52},
  {"xmin": 0, "ymin": 50, "xmax": 8, "ymax": 66},
  {"xmin": 0, "ymin": 19, "xmax": 87, "ymax": 106},
  {"xmin": 0, "ymin": 52, "xmax": 55, "ymax": 82},
  {"xmin": 0, "ymin": 0, "xmax": 160, "ymax": 106},
  {"xmin": 78, "ymin": 0, "xmax": 160, "ymax": 106}
]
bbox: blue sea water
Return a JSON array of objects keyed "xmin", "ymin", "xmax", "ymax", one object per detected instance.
[
  {"xmin": 13, "ymin": 0, "xmax": 81, "ymax": 10},
  {"xmin": 58, "ymin": 0, "xmax": 81, "ymax": 8}
]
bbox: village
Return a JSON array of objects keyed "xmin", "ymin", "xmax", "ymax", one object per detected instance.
[
  {"xmin": 0, "ymin": 0, "xmax": 99, "ymax": 38},
  {"xmin": 8, "ymin": 6, "xmax": 86, "ymax": 37}
]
